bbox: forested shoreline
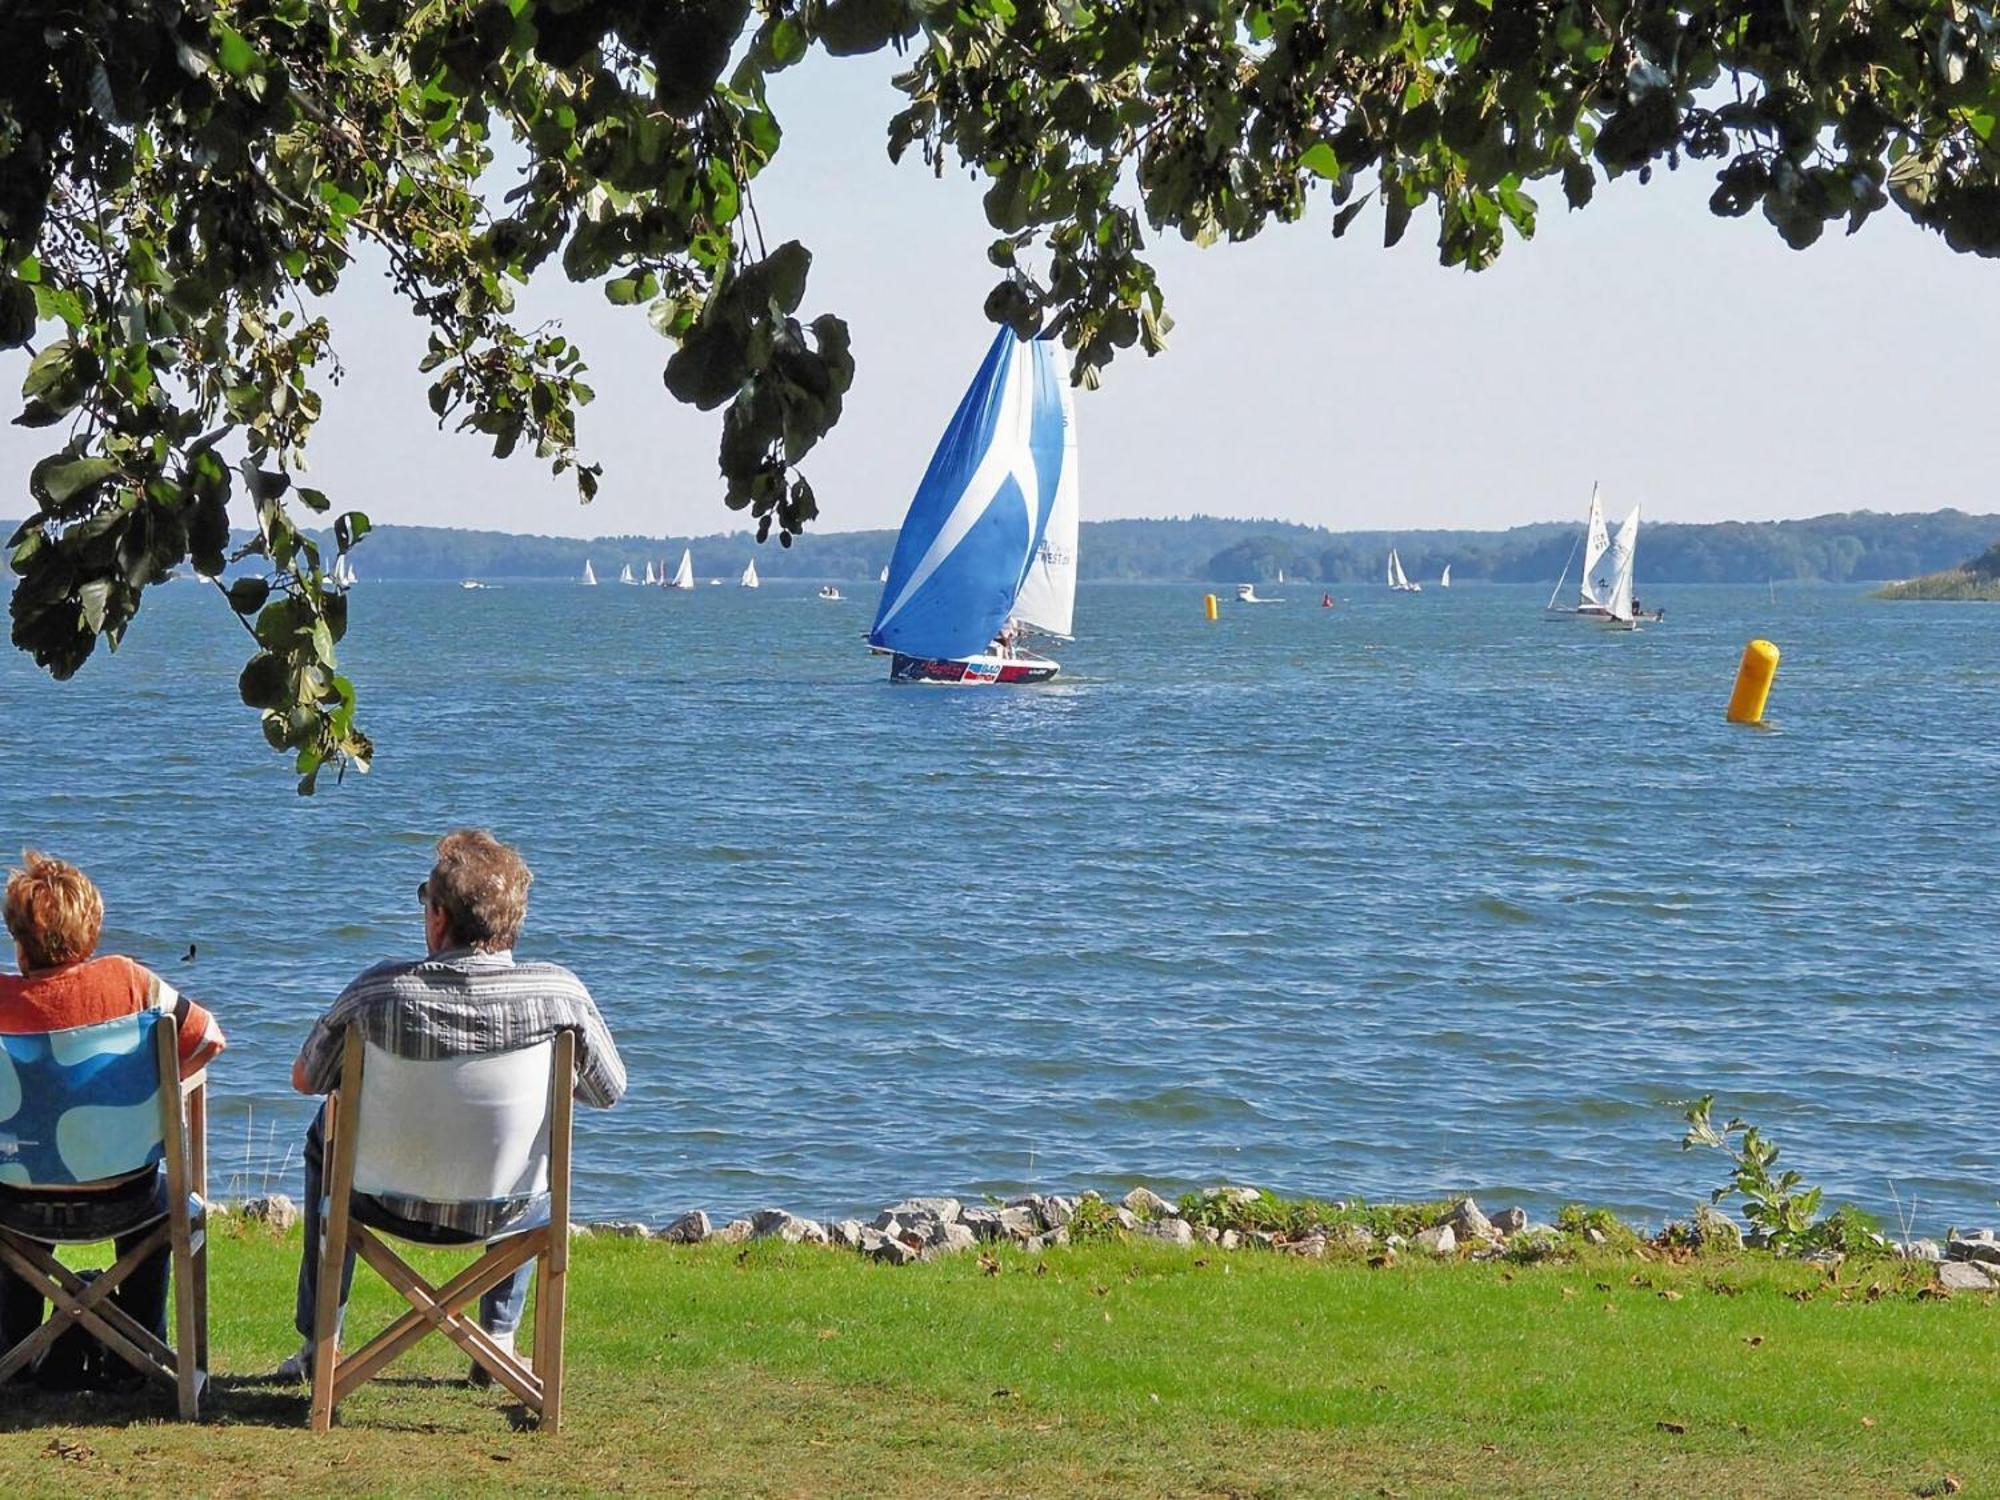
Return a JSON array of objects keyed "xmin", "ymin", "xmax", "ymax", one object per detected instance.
[{"xmin": 11, "ymin": 509, "xmax": 1992, "ymax": 588}]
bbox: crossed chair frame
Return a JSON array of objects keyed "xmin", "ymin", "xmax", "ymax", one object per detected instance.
[
  {"xmin": 308, "ymin": 1023, "xmax": 574, "ymax": 1432},
  {"xmin": 0, "ymin": 1019, "xmax": 209, "ymax": 1418}
]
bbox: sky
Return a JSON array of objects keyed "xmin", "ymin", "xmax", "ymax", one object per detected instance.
[{"xmin": 6, "ymin": 53, "xmax": 1999, "ymax": 539}]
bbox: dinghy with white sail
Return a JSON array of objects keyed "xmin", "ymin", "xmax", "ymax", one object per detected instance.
[
  {"xmin": 1439, "ymin": 564, "xmax": 1451, "ymax": 589},
  {"xmin": 740, "ymin": 558, "xmax": 760, "ymax": 589},
  {"xmin": 619, "ymin": 563, "xmax": 636, "ymax": 585},
  {"xmin": 330, "ymin": 554, "xmax": 358, "ymax": 590},
  {"xmin": 667, "ymin": 549, "xmax": 694, "ymax": 590},
  {"xmin": 1547, "ymin": 484, "xmax": 1618, "ymax": 616},
  {"xmin": 1387, "ymin": 549, "xmax": 1421, "ymax": 593},
  {"xmin": 582, "ymin": 559, "xmax": 597, "ymax": 586},
  {"xmin": 868, "ymin": 327, "xmax": 1077, "ymax": 684},
  {"xmin": 643, "ymin": 560, "xmax": 657, "ymax": 586}
]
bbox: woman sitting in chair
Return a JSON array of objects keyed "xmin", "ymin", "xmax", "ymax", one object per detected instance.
[{"xmin": 0, "ymin": 851, "xmax": 225, "ymax": 1373}]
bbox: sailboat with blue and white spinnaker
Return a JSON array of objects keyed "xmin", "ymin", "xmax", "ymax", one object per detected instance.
[{"xmin": 867, "ymin": 327, "xmax": 1079, "ymax": 684}]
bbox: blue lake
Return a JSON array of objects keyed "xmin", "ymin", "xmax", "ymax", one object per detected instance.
[{"xmin": 2, "ymin": 576, "xmax": 1995, "ymax": 1231}]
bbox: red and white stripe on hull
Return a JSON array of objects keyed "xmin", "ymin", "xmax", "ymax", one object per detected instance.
[{"xmin": 888, "ymin": 650, "xmax": 1059, "ymax": 685}]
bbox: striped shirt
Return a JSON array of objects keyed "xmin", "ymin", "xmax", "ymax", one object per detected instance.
[{"xmin": 295, "ymin": 948, "xmax": 625, "ymax": 1237}]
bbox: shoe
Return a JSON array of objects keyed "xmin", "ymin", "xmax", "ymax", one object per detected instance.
[
  {"xmin": 274, "ymin": 1340, "xmax": 317, "ymax": 1383},
  {"xmin": 467, "ymin": 1330, "xmax": 524, "ymax": 1387}
]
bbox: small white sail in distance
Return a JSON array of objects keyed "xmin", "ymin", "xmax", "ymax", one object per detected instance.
[
  {"xmin": 740, "ymin": 557, "xmax": 759, "ymax": 588},
  {"xmin": 644, "ymin": 560, "xmax": 657, "ymax": 585},
  {"xmin": 1387, "ymin": 549, "xmax": 1416, "ymax": 591},
  {"xmin": 671, "ymin": 548, "xmax": 694, "ymax": 589},
  {"xmin": 1605, "ymin": 504, "xmax": 1640, "ymax": 623},
  {"xmin": 1579, "ymin": 484, "xmax": 1611, "ymax": 609},
  {"xmin": 878, "ymin": 565, "xmax": 888, "ymax": 584},
  {"xmin": 1440, "ymin": 563, "xmax": 1451, "ymax": 589},
  {"xmin": 582, "ymin": 559, "xmax": 596, "ymax": 586}
]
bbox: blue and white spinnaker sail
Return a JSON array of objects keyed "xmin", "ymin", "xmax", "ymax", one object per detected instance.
[{"xmin": 868, "ymin": 329, "xmax": 1075, "ymax": 660}]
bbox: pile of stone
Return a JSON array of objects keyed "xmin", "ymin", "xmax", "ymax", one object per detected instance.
[
  {"xmin": 1936, "ymin": 1229, "xmax": 2000, "ymax": 1292},
  {"xmin": 574, "ymin": 1190, "xmax": 1567, "ymax": 1267}
]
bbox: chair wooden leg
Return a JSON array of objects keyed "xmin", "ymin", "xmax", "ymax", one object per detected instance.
[
  {"xmin": 536, "ymin": 1251, "xmax": 566, "ymax": 1433},
  {"xmin": 312, "ymin": 1087, "xmax": 358, "ymax": 1433}
]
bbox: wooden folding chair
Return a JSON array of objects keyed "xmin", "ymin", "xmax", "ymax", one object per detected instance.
[
  {"xmin": 310, "ymin": 1023, "xmax": 574, "ymax": 1432},
  {"xmin": 0, "ymin": 1009, "xmax": 208, "ymax": 1417}
]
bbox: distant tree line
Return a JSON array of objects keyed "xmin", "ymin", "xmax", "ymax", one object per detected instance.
[{"xmin": 9, "ymin": 509, "xmax": 1983, "ymax": 588}]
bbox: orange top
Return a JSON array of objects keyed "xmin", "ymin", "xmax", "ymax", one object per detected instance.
[{"xmin": 0, "ymin": 954, "xmax": 225, "ymax": 1077}]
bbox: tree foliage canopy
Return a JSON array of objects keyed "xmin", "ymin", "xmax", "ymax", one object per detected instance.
[{"xmin": 6, "ymin": 0, "xmax": 1999, "ymax": 786}]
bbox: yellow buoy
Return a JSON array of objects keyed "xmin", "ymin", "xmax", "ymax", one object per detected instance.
[
  {"xmin": 1204, "ymin": 593, "xmax": 1218, "ymax": 622},
  {"xmin": 1726, "ymin": 639, "xmax": 1779, "ymax": 724}
]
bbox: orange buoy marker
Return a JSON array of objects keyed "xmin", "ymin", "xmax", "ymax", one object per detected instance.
[
  {"xmin": 1726, "ymin": 639, "xmax": 1780, "ymax": 724},
  {"xmin": 1204, "ymin": 592, "xmax": 1218, "ymax": 622}
]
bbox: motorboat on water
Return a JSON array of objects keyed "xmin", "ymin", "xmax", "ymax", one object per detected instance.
[
  {"xmin": 867, "ymin": 327, "xmax": 1079, "ymax": 685},
  {"xmin": 819, "ymin": 585, "xmax": 843, "ymax": 601},
  {"xmin": 1235, "ymin": 583, "xmax": 1283, "ymax": 604},
  {"xmin": 459, "ymin": 580, "xmax": 488, "ymax": 590}
]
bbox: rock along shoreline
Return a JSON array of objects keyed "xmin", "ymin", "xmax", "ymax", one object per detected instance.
[{"xmin": 220, "ymin": 1187, "xmax": 2000, "ymax": 1287}]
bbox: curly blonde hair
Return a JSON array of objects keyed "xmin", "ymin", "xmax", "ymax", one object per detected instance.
[
  {"xmin": 5, "ymin": 850, "xmax": 104, "ymax": 970},
  {"xmin": 425, "ymin": 829, "xmax": 532, "ymax": 952}
]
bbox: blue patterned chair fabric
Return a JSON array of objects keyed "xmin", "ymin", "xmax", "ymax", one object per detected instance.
[{"xmin": 0, "ymin": 1010, "xmax": 166, "ymax": 1189}]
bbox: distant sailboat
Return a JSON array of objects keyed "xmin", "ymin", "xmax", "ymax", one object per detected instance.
[
  {"xmin": 667, "ymin": 549, "xmax": 695, "ymax": 590},
  {"xmin": 878, "ymin": 565, "xmax": 889, "ymax": 584},
  {"xmin": 1439, "ymin": 564, "xmax": 1451, "ymax": 589},
  {"xmin": 619, "ymin": 563, "xmax": 635, "ymax": 585},
  {"xmin": 582, "ymin": 559, "xmax": 597, "ymax": 587},
  {"xmin": 740, "ymin": 558, "xmax": 760, "ymax": 589},
  {"xmin": 1386, "ymin": 549, "xmax": 1421, "ymax": 593},
  {"xmin": 867, "ymin": 328, "xmax": 1077, "ymax": 684},
  {"xmin": 1604, "ymin": 504, "xmax": 1640, "ymax": 627},
  {"xmin": 1276, "ymin": 567, "xmax": 1285, "ymax": 585},
  {"xmin": 643, "ymin": 560, "xmax": 657, "ymax": 586},
  {"xmin": 330, "ymin": 554, "xmax": 357, "ymax": 590},
  {"xmin": 1547, "ymin": 484, "xmax": 1614, "ymax": 617}
]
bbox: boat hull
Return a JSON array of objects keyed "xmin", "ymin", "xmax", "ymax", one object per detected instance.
[{"xmin": 888, "ymin": 651, "xmax": 1058, "ymax": 685}]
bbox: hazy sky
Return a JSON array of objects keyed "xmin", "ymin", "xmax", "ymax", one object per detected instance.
[{"xmin": 7, "ymin": 54, "xmax": 1998, "ymax": 539}]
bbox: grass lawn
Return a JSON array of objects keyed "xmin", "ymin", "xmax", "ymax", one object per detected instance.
[{"xmin": 0, "ymin": 1221, "xmax": 1992, "ymax": 1497}]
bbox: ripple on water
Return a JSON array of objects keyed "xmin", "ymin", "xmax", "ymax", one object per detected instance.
[{"xmin": 4, "ymin": 580, "xmax": 1995, "ymax": 1226}]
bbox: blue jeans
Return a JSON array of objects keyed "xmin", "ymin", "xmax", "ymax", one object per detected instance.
[
  {"xmin": 293, "ymin": 1105, "xmax": 530, "ymax": 1341},
  {"xmin": 0, "ymin": 1169, "xmax": 172, "ymax": 1354}
]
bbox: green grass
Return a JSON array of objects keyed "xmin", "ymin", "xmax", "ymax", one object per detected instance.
[{"xmin": 1, "ymin": 1221, "xmax": 1994, "ymax": 1497}]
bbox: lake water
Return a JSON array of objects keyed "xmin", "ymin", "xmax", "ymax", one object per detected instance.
[{"xmin": 2, "ymin": 576, "xmax": 1996, "ymax": 1232}]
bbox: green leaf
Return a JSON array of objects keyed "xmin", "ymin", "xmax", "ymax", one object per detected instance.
[
  {"xmin": 214, "ymin": 24, "xmax": 257, "ymax": 78},
  {"xmin": 227, "ymin": 577, "xmax": 271, "ymax": 615},
  {"xmin": 239, "ymin": 652, "xmax": 291, "ymax": 710},
  {"xmin": 1299, "ymin": 143, "xmax": 1340, "ymax": 180},
  {"xmin": 33, "ymin": 454, "xmax": 124, "ymax": 505}
]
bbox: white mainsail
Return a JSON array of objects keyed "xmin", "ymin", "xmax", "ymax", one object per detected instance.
[
  {"xmin": 740, "ymin": 558, "xmax": 760, "ymax": 589},
  {"xmin": 619, "ymin": 563, "xmax": 635, "ymax": 584},
  {"xmin": 878, "ymin": 565, "xmax": 888, "ymax": 584},
  {"xmin": 582, "ymin": 559, "xmax": 596, "ymax": 586},
  {"xmin": 1605, "ymin": 504, "xmax": 1640, "ymax": 623},
  {"xmin": 330, "ymin": 555, "xmax": 357, "ymax": 589},
  {"xmin": 670, "ymin": 548, "xmax": 694, "ymax": 589},
  {"xmin": 1387, "ymin": 549, "xmax": 1416, "ymax": 591},
  {"xmin": 1440, "ymin": 564, "xmax": 1451, "ymax": 589},
  {"xmin": 1579, "ymin": 485, "xmax": 1611, "ymax": 609},
  {"xmin": 1007, "ymin": 346, "xmax": 1080, "ymax": 639},
  {"xmin": 643, "ymin": 560, "xmax": 657, "ymax": 585}
]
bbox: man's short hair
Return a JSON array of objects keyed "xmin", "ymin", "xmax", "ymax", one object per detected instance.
[
  {"xmin": 4, "ymin": 850, "xmax": 104, "ymax": 970},
  {"xmin": 426, "ymin": 829, "xmax": 532, "ymax": 952}
]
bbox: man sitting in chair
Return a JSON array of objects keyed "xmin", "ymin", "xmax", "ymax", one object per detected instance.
[
  {"xmin": 0, "ymin": 851, "xmax": 226, "ymax": 1369},
  {"xmin": 277, "ymin": 828, "xmax": 625, "ymax": 1382}
]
